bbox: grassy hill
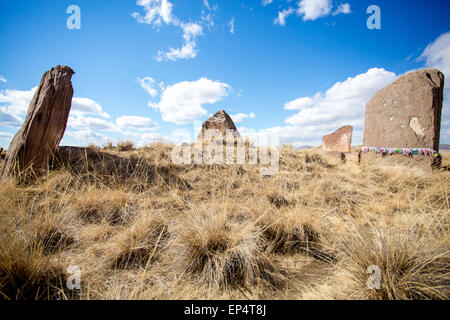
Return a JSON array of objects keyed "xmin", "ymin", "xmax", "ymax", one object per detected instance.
[{"xmin": 0, "ymin": 143, "xmax": 448, "ymax": 300}]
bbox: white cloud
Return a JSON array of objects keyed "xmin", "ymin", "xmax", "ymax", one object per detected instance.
[
  {"xmin": 229, "ymin": 18, "xmax": 235, "ymax": 34},
  {"xmin": 201, "ymin": 12, "xmax": 214, "ymax": 29},
  {"xmin": 201, "ymin": 0, "xmax": 216, "ymax": 28},
  {"xmin": 332, "ymin": 3, "xmax": 351, "ymax": 16},
  {"xmin": 132, "ymin": 0, "xmax": 174, "ymax": 26},
  {"xmin": 246, "ymin": 62, "xmax": 448, "ymax": 146},
  {"xmin": 262, "ymin": 0, "xmax": 274, "ymax": 6},
  {"xmin": 0, "ymin": 86, "xmax": 36, "ymax": 118},
  {"xmin": 0, "ymin": 76, "xmax": 7, "ymax": 83},
  {"xmin": 0, "ymin": 87, "xmax": 36, "ymax": 127},
  {"xmin": 284, "ymin": 97, "xmax": 314, "ymax": 110},
  {"xmin": 65, "ymin": 130, "xmax": 110, "ymax": 146},
  {"xmin": 71, "ymin": 97, "xmax": 110, "ymax": 118},
  {"xmin": 285, "ymin": 68, "xmax": 396, "ymax": 127},
  {"xmin": 237, "ymin": 68, "xmax": 396, "ymax": 147},
  {"xmin": 133, "ymin": 0, "xmax": 206, "ymax": 61},
  {"xmin": 0, "ymin": 131, "xmax": 13, "ymax": 148},
  {"xmin": 137, "ymin": 77, "xmax": 158, "ymax": 97},
  {"xmin": 0, "ymin": 110, "xmax": 22, "ymax": 127},
  {"xmin": 68, "ymin": 97, "xmax": 115, "ymax": 132},
  {"xmin": 148, "ymin": 77, "xmax": 231, "ymax": 124},
  {"xmin": 239, "ymin": 124, "xmax": 343, "ymax": 148},
  {"xmin": 68, "ymin": 115, "xmax": 118, "ymax": 131},
  {"xmin": 0, "ymin": 82, "xmax": 167, "ymax": 146},
  {"xmin": 420, "ymin": 31, "xmax": 450, "ymax": 144},
  {"xmin": 231, "ymin": 112, "xmax": 256, "ymax": 123},
  {"xmin": 138, "ymin": 132, "xmax": 172, "ymax": 146},
  {"xmin": 441, "ymin": 128, "xmax": 450, "ymax": 143},
  {"xmin": 0, "ymin": 87, "xmax": 112, "ymax": 133},
  {"xmin": 274, "ymin": 8, "xmax": 295, "ymax": 26},
  {"xmin": 116, "ymin": 115, "xmax": 158, "ymax": 131},
  {"xmin": 157, "ymin": 22, "xmax": 204, "ymax": 61},
  {"xmin": 182, "ymin": 22, "xmax": 203, "ymax": 43},
  {"xmin": 420, "ymin": 32, "xmax": 450, "ymax": 84},
  {"xmin": 297, "ymin": 0, "xmax": 332, "ymax": 21},
  {"xmin": 0, "ymin": 131, "xmax": 13, "ymax": 139},
  {"xmin": 269, "ymin": 1, "xmax": 351, "ymax": 25},
  {"xmin": 63, "ymin": 114, "xmax": 164, "ymax": 147},
  {"xmin": 0, "ymin": 88, "xmax": 109, "ymax": 120},
  {"xmin": 159, "ymin": 43, "xmax": 197, "ymax": 61}
]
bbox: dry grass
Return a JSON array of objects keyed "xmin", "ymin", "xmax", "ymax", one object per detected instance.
[
  {"xmin": 0, "ymin": 142, "xmax": 448, "ymax": 300},
  {"xmin": 0, "ymin": 238, "xmax": 67, "ymax": 300},
  {"xmin": 117, "ymin": 140, "xmax": 134, "ymax": 152},
  {"xmin": 103, "ymin": 141, "xmax": 113, "ymax": 150},
  {"xmin": 167, "ymin": 205, "xmax": 266, "ymax": 289}
]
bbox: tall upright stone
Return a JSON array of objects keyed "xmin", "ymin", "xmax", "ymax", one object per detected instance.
[
  {"xmin": 363, "ymin": 69, "xmax": 444, "ymax": 150},
  {"xmin": 198, "ymin": 110, "xmax": 240, "ymax": 141},
  {"xmin": 1, "ymin": 66, "xmax": 75, "ymax": 178},
  {"xmin": 362, "ymin": 68, "xmax": 444, "ymax": 171}
]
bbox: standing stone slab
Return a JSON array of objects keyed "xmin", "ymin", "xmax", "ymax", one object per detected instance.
[
  {"xmin": 363, "ymin": 68, "xmax": 444, "ymax": 150},
  {"xmin": 322, "ymin": 126, "xmax": 353, "ymax": 153},
  {"xmin": 1, "ymin": 66, "xmax": 75, "ymax": 178},
  {"xmin": 362, "ymin": 68, "xmax": 444, "ymax": 172}
]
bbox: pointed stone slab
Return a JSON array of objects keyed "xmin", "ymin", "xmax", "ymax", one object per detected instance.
[{"xmin": 198, "ymin": 110, "xmax": 240, "ymax": 141}]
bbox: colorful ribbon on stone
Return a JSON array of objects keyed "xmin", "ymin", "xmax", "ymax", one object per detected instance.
[
  {"xmin": 362, "ymin": 146, "xmax": 439, "ymax": 157},
  {"xmin": 362, "ymin": 146, "xmax": 442, "ymax": 167}
]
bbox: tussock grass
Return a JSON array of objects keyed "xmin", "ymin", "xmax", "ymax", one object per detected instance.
[
  {"xmin": 69, "ymin": 187, "xmax": 134, "ymax": 225},
  {"xmin": 167, "ymin": 205, "xmax": 266, "ymax": 288},
  {"xmin": 301, "ymin": 215, "xmax": 449, "ymax": 300},
  {"xmin": 0, "ymin": 238, "xmax": 67, "ymax": 300},
  {"xmin": 103, "ymin": 212, "xmax": 168, "ymax": 270},
  {"xmin": 261, "ymin": 209, "xmax": 323, "ymax": 257},
  {"xmin": 340, "ymin": 220, "xmax": 449, "ymax": 300},
  {"xmin": 103, "ymin": 141, "xmax": 113, "ymax": 150},
  {"xmin": 117, "ymin": 140, "xmax": 134, "ymax": 152},
  {"xmin": 0, "ymin": 144, "xmax": 448, "ymax": 300}
]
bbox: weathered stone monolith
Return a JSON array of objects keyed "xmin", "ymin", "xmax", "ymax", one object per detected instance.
[
  {"xmin": 363, "ymin": 69, "xmax": 444, "ymax": 150},
  {"xmin": 362, "ymin": 68, "xmax": 444, "ymax": 171},
  {"xmin": 1, "ymin": 65, "xmax": 75, "ymax": 178}
]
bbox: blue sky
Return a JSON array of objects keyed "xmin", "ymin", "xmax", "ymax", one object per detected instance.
[{"xmin": 0, "ymin": 0, "xmax": 449, "ymax": 148}]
